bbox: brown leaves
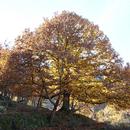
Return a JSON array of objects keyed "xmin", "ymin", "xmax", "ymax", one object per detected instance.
[{"xmin": 0, "ymin": 11, "xmax": 129, "ymax": 110}]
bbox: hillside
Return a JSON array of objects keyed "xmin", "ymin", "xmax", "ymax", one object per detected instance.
[{"xmin": 0, "ymin": 96, "xmax": 130, "ymax": 130}]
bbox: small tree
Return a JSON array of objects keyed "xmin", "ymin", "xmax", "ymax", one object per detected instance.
[{"xmin": 0, "ymin": 44, "xmax": 10, "ymax": 97}]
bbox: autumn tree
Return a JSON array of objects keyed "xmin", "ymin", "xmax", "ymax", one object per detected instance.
[
  {"xmin": 109, "ymin": 63, "xmax": 130, "ymax": 109},
  {"xmin": 3, "ymin": 11, "xmax": 130, "ymax": 117},
  {"xmin": 3, "ymin": 29, "xmax": 58, "ymax": 108},
  {"xmin": 0, "ymin": 43, "xmax": 10, "ymax": 97},
  {"xmin": 34, "ymin": 11, "xmax": 124, "ymax": 112}
]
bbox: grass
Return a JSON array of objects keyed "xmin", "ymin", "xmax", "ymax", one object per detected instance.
[{"xmin": 0, "ymin": 98, "xmax": 130, "ymax": 130}]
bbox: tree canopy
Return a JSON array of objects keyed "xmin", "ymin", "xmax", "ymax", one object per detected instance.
[{"xmin": 0, "ymin": 11, "xmax": 130, "ymax": 114}]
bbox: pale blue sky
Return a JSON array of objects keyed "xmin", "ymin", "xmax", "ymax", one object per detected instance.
[{"xmin": 0, "ymin": 0, "xmax": 130, "ymax": 63}]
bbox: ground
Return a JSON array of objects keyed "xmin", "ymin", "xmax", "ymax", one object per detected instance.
[{"xmin": 0, "ymin": 97, "xmax": 130, "ymax": 130}]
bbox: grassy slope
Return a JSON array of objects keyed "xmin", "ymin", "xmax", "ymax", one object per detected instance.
[{"xmin": 0, "ymin": 99, "xmax": 130, "ymax": 130}]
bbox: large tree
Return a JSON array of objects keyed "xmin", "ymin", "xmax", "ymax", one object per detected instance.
[
  {"xmin": 34, "ymin": 11, "xmax": 124, "ymax": 111},
  {"xmin": 3, "ymin": 11, "xmax": 130, "ymax": 115}
]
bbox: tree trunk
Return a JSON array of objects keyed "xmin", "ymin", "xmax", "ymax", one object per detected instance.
[
  {"xmin": 60, "ymin": 90, "xmax": 70, "ymax": 112},
  {"xmin": 36, "ymin": 86, "xmax": 44, "ymax": 110},
  {"xmin": 32, "ymin": 97, "xmax": 37, "ymax": 107},
  {"xmin": 50, "ymin": 95, "xmax": 60, "ymax": 124},
  {"xmin": 36, "ymin": 96, "xmax": 43, "ymax": 109},
  {"xmin": 3, "ymin": 90, "xmax": 7, "ymax": 97}
]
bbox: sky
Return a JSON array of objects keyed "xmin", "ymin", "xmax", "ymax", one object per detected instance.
[{"xmin": 0, "ymin": 0, "xmax": 130, "ymax": 63}]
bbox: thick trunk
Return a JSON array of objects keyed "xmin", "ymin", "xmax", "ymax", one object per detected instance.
[{"xmin": 60, "ymin": 90, "xmax": 70, "ymax": 112}]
